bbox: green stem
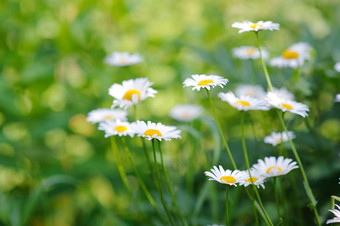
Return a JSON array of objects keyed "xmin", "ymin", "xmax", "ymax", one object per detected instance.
[
  {"xmin": 157, "ymin": 140, "xmax": 186, "ymax": 226},
  {"xmin": 255, "ymin": 32, "xmax": 273, "ymax": 92},
  {"xmin": 274, "ymin": 177, "xmax": 281, "ymax": 219},
  {"xmin": 151, "ymin": 140, "xmax": 174, "ymax": 225},
  {"xmin": 226, "ymin": 186, "xmax": 229, "ymax": 226},
  {"xmin": 278, "ymin": 112, "xmax": 321, "ymax": 225},
  {"xmin": 205, "ymin": 88, "xmax": 237, "ymax": 170},
  {"xmin": 241, "ymin": 112, "xmax": 273, "ymax": 226},
  {"xmin": 331, "ymin": 196, "xmax": 340, "ymax": 209},
  {"xmin": 110, "ymin": 136, "xmax": 131, "ymax": 192}
]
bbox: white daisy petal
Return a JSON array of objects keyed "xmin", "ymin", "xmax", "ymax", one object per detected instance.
[
  {"xmin": 104, "ymin": 51, "xmax": 143, "ymax": 66},
  {"xmin": 219, "ymin": 91, "xmax": 269, "ymax": 111},
  {"xmin": 205, "ymin": 165, "xmax": 246, "ymax": 186},
  {"xmin": 335, "ymin": 94, "xmax": 340, "ymax": 103},
  {"xmin": 130, "ymin": 121, "xmax": 181, "ymax": 141},
  {"xmin": 252, "ymin": 156, "xmax": 299, "ymax": 178},
  {"xmin": 98, "ymin": 120, "xmax": 135, "ymax": 138},
  {"xmin": 232, "ymin": 46, "xmax": 268, "ymax": 60},
  {"xmin": 334, "ymin": 62, "xmax": 340, "ymax": 72},
  {"xmin": 327, "ymin": 204, "xmax": 340, "ymax": 224},
  {"xmin": 86, "ymin": 108, "xmax": 128, "ymax": 124},
  {"xmin": 264, "ymin": 131, "xmax": 296, "ymax": 146},
  {"xmin": 232, "ymin": 21, "xmax": 280, "ymax": 34},
  {"xmin": 183, "ymin": 74, "xmax": 228, "ymax": 91},
  {"xmin": 238, "ymin": 169, "xmax": 266, "ymax": 189}
]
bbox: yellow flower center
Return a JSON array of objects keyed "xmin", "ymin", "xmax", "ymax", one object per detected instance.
[
  {"xmin": 144, "ymin": 129, "xmax": 162, "ymax": 137},
  {"xmin": 245, "ymin": 177, "xmax": 258, "ymax": 183},
  {"xmin": 103, "ymin": 115, "xmax": 114, "ymax": 120},
  {"xmin": 266, "ymin": 166, "xmax": 282, "ymax": 174},
  {"xmin": 220, "ymin": 176, "xmax": 236, "ymax": 184},
  {"xmin": 123, "ymin": 89, "xmax": 141, "ymax": 101},
  {"xmin": 115, "ymin": 126, "xmax": 128, "ymax": 133},
  {"xmin": 198, "ymin": 79, "xmax": 214, "ymax": 86},
  {"xmin": 235, "ymin": 100, "xmax": 251, "ymax": 107},
  {"xmin": 246, "ymin": 48, "xmax": 256, "ymax": 55},
  {"xmin": 275, "ymin": 138, "xmax": 282, "ymax": 144},
  {"xmin": 281, "ymin": 103, "xmax": 293, "ymax": 110},
  {"xmin": 119, "ymin": 58, "xmax": 127, "ymax": 64},
  {"xmin": 282, "ymin": 50, "xmax": 299, "ymax": 59},
  {"xmin": 250, "ymin": 23, "xmax": 262, "ymax": 29}
]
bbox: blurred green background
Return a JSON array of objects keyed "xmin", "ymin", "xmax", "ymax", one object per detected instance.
[{"xmin": 0, "ymin": 0, "xmax": 340, "ymax": 225}]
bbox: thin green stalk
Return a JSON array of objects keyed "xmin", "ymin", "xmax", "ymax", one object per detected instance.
[
  {"xmin": 255, "ymin": 32, "xmax": 273, "ymax": 92},
  {"xmin": 151, "ymin": 140, "xmax": 174, "ymax": 225},
  {"xmin": 253, "ymin": 202, "xmax": 260, "ymax": 226},
  {"xmin": 110, "ymin": 136, "xmax": 131, "ymax": 192},
  {"xmin": 205, "ymin": 88, "xmax": 237, "ymax": 170},
  {"xmin": 241, "ymin": 112, "xmax": 273, "ymax": 226},
  {"xmin": 331, "ymin": 196, "xmax": 340, "ymax": 209},
  {"xmin": 274, "ymin": 177, "xmax": 281, "ymax": 219},
  {"xmin": 157, "ymin": 140, "xmax": 186, "ymax": 226},
  {"xmin": 226, "ymin": 186, "xmax": 229, "ymax": 226},
  {"xmin": 278, "ymin": 112, "xmax": 321, "ymax": 225},
  {"xmin": 121, "ymin": 137, "xmax": 165, "ymax": 222}
]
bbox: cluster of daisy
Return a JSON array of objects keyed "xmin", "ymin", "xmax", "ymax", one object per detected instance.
[
  {"xmin": 205, "ymin": 156, "xmax": 298, "ymax": 188},
  {"xmin": 87, "ymin": 77, "xmax": 181, "ymax": 141}
]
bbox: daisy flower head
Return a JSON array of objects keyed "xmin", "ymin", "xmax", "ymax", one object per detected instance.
[
  {"xmin": 232, "ymin": 46, "xmax": 268, "ymax": 60},
  {"xmin": 183, "ymin": 74, "xmax": 228, "ymax": 91},
  {"xmin": 334, "ymin": 62, "xmax": 340, "ymax": 72},
  {"xmin": 86, "ymin": 108, "xmax": 128, "ymax": 124},
  {"xmin": 269, "ymin": 42, "xmax": 312, "ymax": 68},
  {"xmin": 252, "ymin": 156, "xmax": 299, "ymax": 178},
  {"xmin": 109, "ymin": 77, "xmax": 157, "ymax": 109},
  {"xmin": 235, "ymin": 85, "xmax": 266, "ymax": 99},
  {"xmin": 238, "ymin": 169, "xmax": 266, "ymax": 189},
  {"xmin": 104, "ymin": 51, "xmax": 143, "ymax": 66},
  {"xmin": 266, "ymin": 92, "xmax": 309, "ymax": 117},
  {"xmin": 169, "ymin": 104, "xmax": 204, "ymax": 122},
  {"xmin": 264, "ymin": 131, "xmax": 296, "ymax": 146},
  {"xmin": 327, "ymin": 204, "xmax": 340, "ymax": 224},
  {"xmin": 218, "ymin": 91, "xmax": 269, "ymax": 111},
  {"xmin": 205, "ymin": 165, "xmax": 245, "ymax": 186},
  {"xmin": 272, "ymin": 87, "xmax": 295, "ymax": 100},
  {"xmin": 130, "ymin": 121, "xmax": 181, "ymax": 141},
  {"xmin": 232, "ymin": 21, "xmax": 280, "ymax": 34},
  {"xmin": 98, "ymin": 120, "xmax": 135, "ymax": 138},
  {"xmin": 335, "ymin": 94, "xmax": 340, "ymax": 103}
]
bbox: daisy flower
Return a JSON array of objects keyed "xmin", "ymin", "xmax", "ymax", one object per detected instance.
[
  {"xmin": 218, "ymin": 92, "xmax": 269, "ymax": 111},
  {"xmin": 86, "ymin": 108, "xmax": 128, "ymax": 124},
  {"xmin": 130, "ymin": 121, "xmax": 181, "ymax": 141},
  {"xmin": 335, "ymin": 94, "xmax": 340, "ymax": 103},
  {"xmin": 266, "ymin": 92, "xmax": 309, "ymax": 117},
  {"xmin": 205, "ymin": 165, "xmax": 245, "ymax": 186},
  {"xmin": 109, "ymin": 78, "xmax": 157, "ymax": 109},
  {"xmin": 238, "ymin": 169, "xmax": 266, "ymax": 189},
  {"xmin": 98, "ymin": 120, "xmax": 135, "ymax": 138},
  {"xmin": 335, "ymin": 62, "xmax": 340, "ymax": 72},
  {"xmin": 104, "ymin": 51, "xmax": 143, "ymax": 66},
  {"xmin": 235, "ymin": 85, "xmax": 266, "ymax": 99},
  {"xmin": 232, "ymin": 46, "xmax": 268, "ymax": 60},
  {"xmin": 327, "ymin": 204, "xmax": 340, "ymax": 224},
  {"xmin": 169, "ymin": 104, "xmax": 204, "ymax": 122},
  {"xmin": 183, "ymin": 74, "xmax": 228, "ymax": 91},
  {"xmin": 269, "ymin": 42, "xmax": 312, "ymax": 68},
  {"xmin": 232, "ymin": 21, "xmax": 280, "ymax": 34},
  {"xmin": 272, "ymin": 87, "xmax": 295, "ymax": 100},
  {"xmin": 252, "ymin": 156, "xmax": 299, "ymax": 178},
  {"xmin": 264, "ymin": 131, "xmax": 296, "ymax": 146}
]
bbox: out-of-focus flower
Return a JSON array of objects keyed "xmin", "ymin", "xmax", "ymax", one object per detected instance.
[
  {"xmin": 232, "ymin": 21, "xmax": 280, "ymax": 34},
  {"xmin": 334, "ymin": 62, "xmax": 340, "ymax": 72},
  {"xmin": 326, "ymin": 204, "xmax": 340, "ymax": 224},
  {"xmin": 218, "ymin": 92, "xmax": 269, "ymax": 111},
  {"xmin": 183, "ymin": 74, "xmax": 228, "ymax": 91},
  {"xmin": 98, "ymin": 120, "xmax": 135, "ymax": 138},
  {"xmin": 335, "ymin": 94, "xmax": 340, "ymax": 103},
  {"xmin": 232, "ymin": 46, "xmax": 268, "ymax": 60},
  {"xmin": 269, "ymin": 43, "xmax": 312, "ymax": 68},
  {"xmin": 104, "ymin": 52, "xmax": 143, "ymax": 66},
  {"xmin": 235, "ymin": 85, "xmax": 266, "ymax": 99},
  {"xmin": 205, "ymin": 165, "xmax": 245, "ymax": 186},
  {"xmin": 252, "ymin": 156, "xmax": 298, "ymax": 178},
  {"xmin": 86, "ymin": 109, "xmax": 127, "ymax": 124},
  {"xmin": 109, "ymin": 78, "xmax": 157, "ymax": 109},
  {"xmin": 238, "ymin": 169, "xmax": 266, "ymax": 189},
  {"xmin": 130, "ymin": 121, "xmax": 181, "ymax": 141},
  {"xmin": 169, "ymin": 104, "xmax": 204, "ymax": 122},
  {"xmin": 272, "ymin": 87, "xmax": 295, "ymax": 101},
  {"xmin": 264, "ymin": 131, "xmax": 296, "ymax": 146},
  {"xmin": 266, "ymin": 92, "xmax": 309, "ymax": 117}
]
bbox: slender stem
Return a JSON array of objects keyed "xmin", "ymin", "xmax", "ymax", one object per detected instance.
[
  {"xmin": 110, "ymin": 136, "xmax": 131, "ymax": 192},
  {"xmin": 151, "ymin": 140, "xmax": 174, "ymax": 225},
  {"xmin": 240, "ymin": 112, "xmax": 273, "ymax": 226},
  {"xmin": 205, "ymin": 88, "xmax": 237, "ymax": 170},
  {"xmin": 253, "ymin": 202, "xmax": 260, "ymax": 226},
  {"xmin": 226, "ymin": 186, "xmax": 229, "ymax": 226},
  {"xmin": 278, "ymin": 112, "xmax": 321, "ymax": 225},
  {"xmin": 331, "ymin": 196, "xmax": 340, "ymax": 209},
  {"xmin": 255, "ymin": 32, "xmax": 273, "ymax": 92},
  {"xmin": 157, "ymin": 140, "xmax": 186, "ymax": 226},
  {"xmin": 274, "ymin": 177, "xmax": 281, "ymax": 219}
]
